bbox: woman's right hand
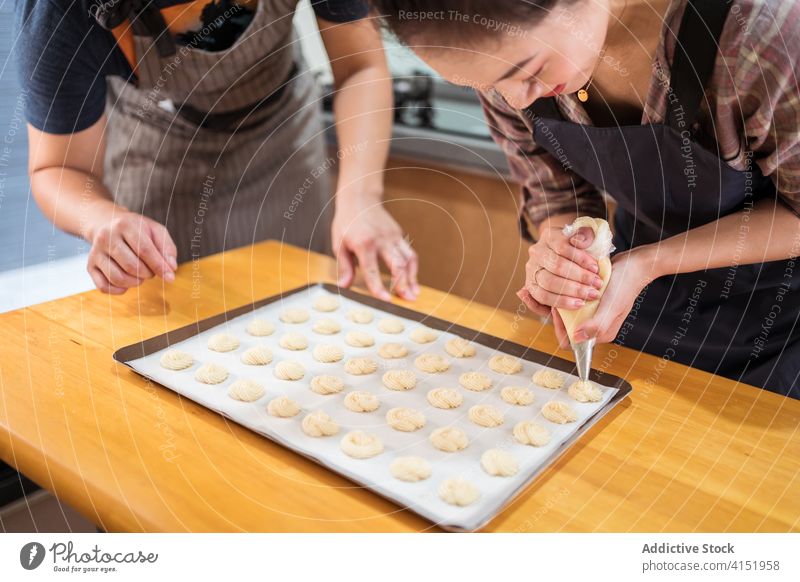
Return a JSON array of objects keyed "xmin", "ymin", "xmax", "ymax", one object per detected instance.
[
  {"xmin": 516, "ymin": 222, "xmax": 604, "ymax": 315},
  {"xmin": 86, "ymin": 210, "xmax": 177, "ymax": 294}
]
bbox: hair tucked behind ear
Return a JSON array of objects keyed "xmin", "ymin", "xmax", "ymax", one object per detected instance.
[{"xmin": 367, "ymin": 0, "xmax": 565, "ymax": 47}]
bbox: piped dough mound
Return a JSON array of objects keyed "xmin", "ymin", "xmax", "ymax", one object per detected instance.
[
  {"xmin": 541, "ymin": 401, "xmax": 578, "ymax": 424},
  {"xmin": 385, "ymin": 407, "xmax": 426, "ymax": 432},
  {"xmin": 160, "ymin": 349, "xmax": 193, "ymax": 370},
  {"xmin": 481, "ymin": 449, "xmax": 519, "ymax": 477},
  {"xmin": 444, "ymin": 338, "xmax": 476, "ymax": 358},
  {"xmin": 378, "ymin": 343, "xmax": 408, "ymax": 359},
  {"xmin": 246, "ymin": 319, "xmax": 275, "ymax": 337},
  {"xmin": 279, "ymin": 332, "xmax": 308, "ymax": 351},
  {"xmin": 194, "ymin": 363, "xmax": 228, "ymax": 384},
  {"xmin": 438, "ymin": 477, "xmax": 480, "ymax": 506},
  {"xmin": 274, "ymin": 361, "xmax": 305, "ymax": 380},
  {"xmin": 347, "ymin": 308, "xmax": 374, "ymax": 324},
  {"xmin": 313, "ymin": 295, "xmax": 339, "ymax": 312},
  {"xmin": 390, "ymin": 456, "xmax": 432, "ymax": 482},
  {"xmin": 382, "ymin": 369, "xmax": 417, "ymax": 391},
  {"xmin": 426, "ymin": 387, "xmax": 463, "ymax": 409},
  {"xmin": 340, "ymin": 430, "xmax": 383, "ymax": 459},
  {"xmin": 207, "ymin": 332, "xmax": 239, "ymax": 352},
  {"xmin": 240, "ymin": 346, "xmax": 273, "ymax": 366},
  {"xmin": 533, "ymin": 368, "xmax": 565, "ymax": 389},
  {"xmin": 459, "ymin": 371, "xmax": 492, "ymax": 392},
  {"xmin": 344, "ymin": 357, "xmax": 378, "ymax": 375},
  {"xmin": 409, "ymin": 326, "xmax": 438, "ymax": 344},
  {"xmin": 489, "ymin": 354, "xmax": 523, "ymax": 375},
  {"xmin": 267, "ymin": 396, "xmax": 301, "ymax": 418},
  {"xmin": 378, "ymin": 318, "xmax": 405, "ymax": 334},
  {"xmin": 429, "ymin": 427, "xmax": 469, "ymax": 452},
  {"xmin": 312, "ymin": 318, "xmax": 341, "ymax": 335},
  {"xmin": 513, "ymin": 420, "xmax": 551, "ymax": 446},
  {"xmin": 345, "ymin": 330, "xmax": 375, "ymax": 347},
  {"xmin": 313, "ymin": 344, "xmax": 344, "ymax": 363},
  {"xmin": 567, "ymin": 380, "xmax": 603, "ymax": 403},
  {"xmin": 344, "ymin": 391, "xmax": 380, "ymax": 412},
  {"xmin": 302, "ymin": 411, "xmax": 340, "ymax": 437},
  {"xmin": 415, "ymin": 354, "xmax": 450, "ymax": 373},
  {"xmin": 500, "ymin": 385, "xmax": 535, "ymax": 406},
  {"xmin": 228, "ymin": 379, "xmax": 265, "ymax": 402},
  {"xmin": 280, "ymin": 308, "xmax": 310, "ymax": 323},
  {"xmin": 309, "ymin": 374, "xmax": 345, "ymax": 395},
  {"xmin": 468, "ymin": 405, "xmax": 504, "ymax": 428}
]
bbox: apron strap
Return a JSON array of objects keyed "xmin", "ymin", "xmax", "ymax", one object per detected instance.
[
  {"xmin": 666, "ymin": 0, "xmax": 732, "ymax": 132},
  {"xmin": 526, "ymin": 94, "xmax": 564, "ymax": 121},
  {"xmin": 129, "ymin": 0, "xmax": 177, "ymax": 58},
  {"xmin": 109, "ymin": 23, "xmax": 138, "ymax": 75},
  {"xmin": 92, "ymin": 0, "xmax": 177, "ymax": 59}
]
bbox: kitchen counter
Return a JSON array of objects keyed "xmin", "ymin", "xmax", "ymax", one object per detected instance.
[{"xmin": 0, "ymin": 241, "xmax": 797, "ymax": 532}]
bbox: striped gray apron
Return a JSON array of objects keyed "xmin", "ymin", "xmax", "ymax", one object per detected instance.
[{"xmin": 103, "ymin": 0, "xmax": 332, "ymax": 263}]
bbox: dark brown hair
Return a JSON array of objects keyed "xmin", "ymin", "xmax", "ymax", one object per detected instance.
[{"xmin": 368, "ymin": 0, "xmax": 568, "ymax": 47}]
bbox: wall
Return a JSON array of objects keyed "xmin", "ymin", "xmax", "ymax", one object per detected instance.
[{"xmin": 381, "ymin": 157, "xmax": 530, "ymax": 312}]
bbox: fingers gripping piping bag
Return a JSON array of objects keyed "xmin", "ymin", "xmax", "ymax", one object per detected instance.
[{"xmin": 556, "ymin": 217, "xmax": 615, "ymax": 380}]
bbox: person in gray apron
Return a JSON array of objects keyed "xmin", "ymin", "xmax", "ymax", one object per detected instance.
[
  {"xmin": 370, "ymin": 0, "xmax": 800, "ymax": 398},
  {"xmin": 18, "ymin": 0, "xmax": 419, "ymax": 301}
]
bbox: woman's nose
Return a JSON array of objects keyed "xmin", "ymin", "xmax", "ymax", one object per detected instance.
[{"xmin": 499, "ymin": 83, "xmax": 543, "ymax": 109}]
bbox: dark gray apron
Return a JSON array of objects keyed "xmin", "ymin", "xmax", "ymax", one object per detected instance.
[{"xmin": 527, "ymin": 0, "xmax": 800, "ymax": 398}]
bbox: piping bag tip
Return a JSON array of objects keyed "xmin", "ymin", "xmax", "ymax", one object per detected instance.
[{"xmin": 571, "ymin": 337, "xmax": 596, "ymax": 382}]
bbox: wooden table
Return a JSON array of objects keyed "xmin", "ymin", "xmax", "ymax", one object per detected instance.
[{"xmin": 1, "ymin": 241, "xmax": 798, "ymax": 532}]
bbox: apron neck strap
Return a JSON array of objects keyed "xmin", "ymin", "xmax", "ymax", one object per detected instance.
[
  {"xmin": 131, "ymin": 0, "xmax": 177, "ymax": 57},
  {"xmin": 90, "ymin": 0, "xmax": 177, "ymax": 58},
  {"xmin": 526, "ymin": 94, "xmax": 562, "ymax": 121},
  {"xmin": 666, "ymin": 0, "xmax": 732, "ymax": 132}
]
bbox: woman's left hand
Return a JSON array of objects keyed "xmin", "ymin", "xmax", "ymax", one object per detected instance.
[
  {"xmin": 332, "ymin": 192, "xmax": 419, "ymax": 301},
  {"xmin": 555, "ymin": 245, "xmax": 661, "ymax": 346}
]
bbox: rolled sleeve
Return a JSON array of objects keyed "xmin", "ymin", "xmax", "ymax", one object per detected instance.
[
  {"xmin": 477, "ymin": 90, "xmax": 606, "ymax": 240},
  {"xmin": 726, "ymin": 0, "xmax": 800, "ymax": 217}
]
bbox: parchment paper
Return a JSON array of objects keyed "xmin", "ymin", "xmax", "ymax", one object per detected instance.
[{"xmin": 125, "ymin": 286, "xmax": 620, "ymax": 531}]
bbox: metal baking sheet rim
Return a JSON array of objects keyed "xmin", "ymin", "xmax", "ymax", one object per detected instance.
[{"xmin": 113, "ymin": 282, "xmax": 633, "ymax": 532}]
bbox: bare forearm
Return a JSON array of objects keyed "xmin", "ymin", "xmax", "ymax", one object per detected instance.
[
  {"xmin": 31, "ymin": 167, "xmax": 123, "ymax": 241},
  {"xmin": 332, "ymin": 66, "xmax": 393, "ymax": 201},
  {"xmin": 648, "ymin": 198, "xmax": 800, "ymax": 277}
]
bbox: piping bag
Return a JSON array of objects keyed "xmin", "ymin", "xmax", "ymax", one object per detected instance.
[{"xmin": 556, "ymin": 217, "xmax": 615, "ymax": 381}]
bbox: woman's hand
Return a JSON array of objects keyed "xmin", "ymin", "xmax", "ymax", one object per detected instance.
[
  {"xmin": 332, "ymin": 193, "xmax": 418, "ymax": 301},
  {"xmin": 86, "ymin": 210, "xmax": 177, "ymax": 294},
  {"xmin": 567, "ymin": 245, "xmax": 661, "ymax": 344},
  {"xmin": 516, "ymin": 223, "xmax": 604, "ymax": 316}
]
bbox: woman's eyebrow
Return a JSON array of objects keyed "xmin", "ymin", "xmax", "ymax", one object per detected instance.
[{"xmin": 494, "ymin": 54, "xmax": 538, "ymax": 83}]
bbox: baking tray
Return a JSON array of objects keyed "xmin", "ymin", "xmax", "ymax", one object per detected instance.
[{"xmin": 114, "ymin": 282, "xmax": 632, "ymax": 531}]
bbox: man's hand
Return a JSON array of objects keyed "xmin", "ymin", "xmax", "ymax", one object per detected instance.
[
  {"xmin": 332, "ymin": 193, "xmax": 418, "ymax": 301},
  {"xmin": 86, "ymin": 210, "xmax": 177, "ymax": 294}
]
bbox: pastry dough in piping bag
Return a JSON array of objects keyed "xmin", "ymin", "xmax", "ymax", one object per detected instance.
[{"xmin": 555, "ymin": 216, "xmax": 614, "ymax": 342}]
